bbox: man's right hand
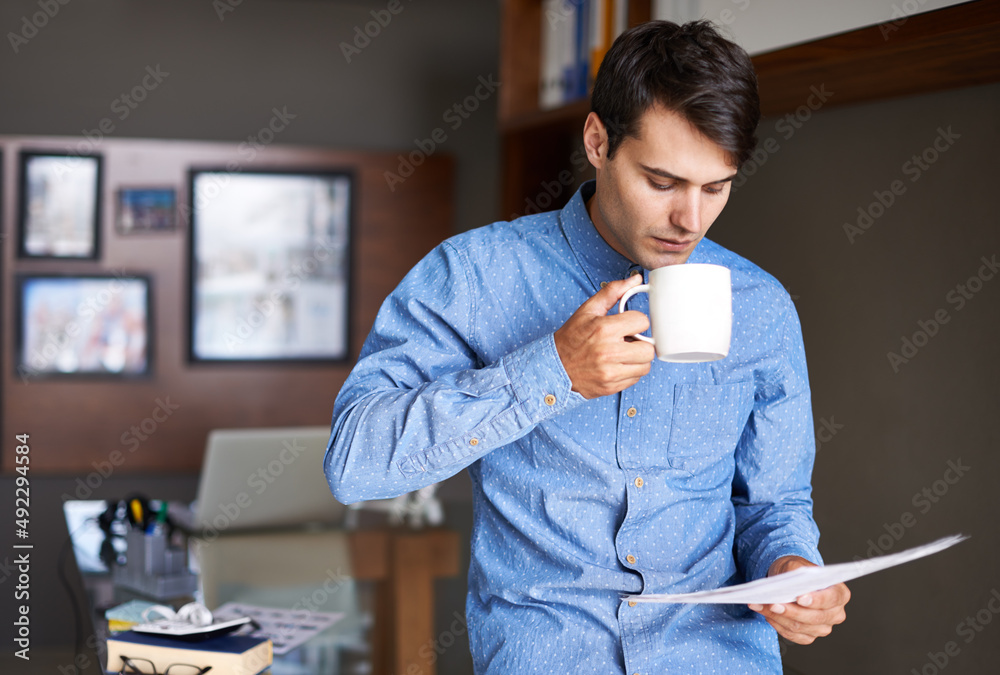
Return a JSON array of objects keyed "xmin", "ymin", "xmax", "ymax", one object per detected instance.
[{"xmin": 554, "ymin": 276, "xmax": 656, "ymax": 399}]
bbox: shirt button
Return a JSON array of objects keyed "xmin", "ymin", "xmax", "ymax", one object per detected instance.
[
  {"xmin": 629, "ymin": 269, "xmax": 643, "ymax": 277},
  {"xmin": 544, "ymin": 394, "xmax": 556, "ymax": 406},
  {"xmin": 634, "ymin": 477, "xmax": 644, "ymax": 488},
  {"xmin": 469, "ymin": 438, "xmax": 479, "ymax": 446},
  {"xmin": 626, "ymin": 407, "xmax": 637, "ymax": 418},
  {"xmin": 628, "ymin": 600, "xmax": 637, "ymax": 607},
  {"xmin": 600, "ymin": 281, "xmax": 608, "ymax": 288},
  {"xmin": 626, "ymin": 554, "xmax": 636, "ymax": 565}
]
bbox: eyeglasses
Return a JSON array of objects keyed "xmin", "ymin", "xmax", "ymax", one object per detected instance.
[{"xmin": 117, "ymin": 656, "xmax": 213, "ymax": 675}]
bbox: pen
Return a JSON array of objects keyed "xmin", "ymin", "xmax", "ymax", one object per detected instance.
[
  {"xmin": 129, "ymin": 499, "xmax": 144, "ymax": 529},
  {"xmin": 146, "ymin": 501, "xmax": 168, "ymax": 536}
]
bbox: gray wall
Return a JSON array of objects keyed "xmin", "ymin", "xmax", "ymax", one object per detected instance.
[
  {"xmin": 0, "ymin": 0, "xmax": 500, "ymax": 231},
  {"xmin": 0, "ymin": 1, "xmax": 495, "ymax": 673},
  {"xmin": 710, "ymin": 82, "xmax": 1000, "ymax": 675}
]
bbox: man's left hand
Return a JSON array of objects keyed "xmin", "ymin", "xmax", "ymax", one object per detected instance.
[{"xmin": 748, "ymin": 556, "xmax": 850, "ymax": 644}]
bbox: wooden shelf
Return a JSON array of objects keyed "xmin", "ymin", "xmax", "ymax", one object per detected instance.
[
  {"xmin": 498, "ymin": 0, "xmax": 651, "ymax": 217},
  {"xmin": 497, "ymin": 0, "xmax": 1000, "ymax": 218},
  {"xmin": 753, "ymin": 0, "xmax": 1000, "ymax": 117},
  {"xmin": 499, "ymin": 97, "xmax": 591, "ymax": 133},
  {"xmin": 499, "ymin": 0, "xmax": 652, "ymax": 124}
]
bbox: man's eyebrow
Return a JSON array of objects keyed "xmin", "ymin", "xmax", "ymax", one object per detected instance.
[{"xmin": 639, "ymin": 163, "xmax": 738, "ymax": 184}]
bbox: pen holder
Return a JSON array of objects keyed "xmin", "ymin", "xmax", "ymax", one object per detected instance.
[
  {"xmin": 141, "ymin": 528, "xmax": 167, "ymax": 575},
  {"xmin": 113, "ymin": 526, "xmax": 197, "ymax": 599}
]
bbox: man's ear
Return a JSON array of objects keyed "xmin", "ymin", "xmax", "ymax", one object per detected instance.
[{"xmin": 583, "ymin": 112, "xmax": 609, "ymax": 170}]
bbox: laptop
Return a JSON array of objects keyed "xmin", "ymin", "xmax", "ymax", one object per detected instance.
[{"xmin": 192, "ymin": 426, "xmax": 346, "ymax": 533}]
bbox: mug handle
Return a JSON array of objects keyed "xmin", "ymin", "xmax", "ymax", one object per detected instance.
[{"xmin": 617, "ymin": 284, "xmax": 654, "ymax": 345}]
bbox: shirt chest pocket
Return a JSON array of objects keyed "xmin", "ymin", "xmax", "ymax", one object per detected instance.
[{"xmin": 666, "ymin": 381, "xmax": 754, "ymax": 474}]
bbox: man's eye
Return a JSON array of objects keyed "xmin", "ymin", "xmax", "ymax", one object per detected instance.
[
  {"xmin": 649, "ymin": 180, "xmax": 675, "ymax": 191},
  {"xmin": 704, "ymin": 185, "xmax": 723, "ymax": 195}
]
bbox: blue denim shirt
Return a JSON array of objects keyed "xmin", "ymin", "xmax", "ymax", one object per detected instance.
[{"xmin": 326, "ymin": 181, "xmax": 822, "ymax": 674}]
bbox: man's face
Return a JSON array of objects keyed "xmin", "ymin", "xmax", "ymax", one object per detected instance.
[{"xmin": 585, "ymin": 106, "xmax": 737, "ymax": 269}]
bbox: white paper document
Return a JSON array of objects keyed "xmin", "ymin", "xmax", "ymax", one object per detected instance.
[
  {"xmin": 625, "ymin": 534, "xmax": 967, "ymax": 605},
  {"xmin": 212, "ymin": 602, "xmax": 344, "ymax": 655}
]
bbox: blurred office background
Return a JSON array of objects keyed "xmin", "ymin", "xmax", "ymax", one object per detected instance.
[{"xmin": 0, "ymin": 1, "xmax": 997, "ymax": 674}]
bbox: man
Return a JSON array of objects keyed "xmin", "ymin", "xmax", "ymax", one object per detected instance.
[{"xmin": 326, "ymin": 20, "xmax": 849, "ymax": 673}]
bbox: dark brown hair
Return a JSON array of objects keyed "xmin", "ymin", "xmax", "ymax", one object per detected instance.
[{"xmin": 590, "ymin": 20, "xmax": 760, "ymax": 168}]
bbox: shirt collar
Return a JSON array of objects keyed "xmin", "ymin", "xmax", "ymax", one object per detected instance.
[{"xmin": 559, "ymin": 180, "xmax": 640, "ymax": 290}]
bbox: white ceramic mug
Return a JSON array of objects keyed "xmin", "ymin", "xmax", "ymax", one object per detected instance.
[{"xmin": 617, "ymin": 263, "xmax": 732, "ymax": 363}]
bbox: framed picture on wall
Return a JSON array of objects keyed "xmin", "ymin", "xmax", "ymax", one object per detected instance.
[
  {"xmin": 18, "ymin": 151, "xmax": 102, "ymax": 259},
  {"xmin": 15, "ymin": 274, "xmax": 153, "ymax": 379},
  {"xmin": 187, "ymin": 169, "xmax": 353, "ymax": 362},
  {"xmin": 115, "ymin": 187, "xmax": 177, "ymax": 234}
]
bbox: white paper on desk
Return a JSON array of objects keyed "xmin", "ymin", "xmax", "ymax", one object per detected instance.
[
  {"xmin": 212, "ymin": 602, "xmax": 344, "ymax": 656},
  {"xmin": 625, "ymin": 534, "xmax": 967, "ymax": 605}
]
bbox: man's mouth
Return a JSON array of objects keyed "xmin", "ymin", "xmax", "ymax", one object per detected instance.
[{"xmin": 653, "ymin": 237, "xmax": 696, "ymax": 252}]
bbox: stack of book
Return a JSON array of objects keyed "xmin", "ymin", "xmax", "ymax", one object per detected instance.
[
  {"xmin": 105, "ymin": 630, "xmax": 272, "ymax": 675},
  {"xmin": 539, "ymin": 0, "xmax": 630, "ymax": 109}
]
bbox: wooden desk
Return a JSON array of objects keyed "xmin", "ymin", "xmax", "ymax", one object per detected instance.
[{"xmin": 348, "ymin": 529, "xmax": 461, "ymax": 675}]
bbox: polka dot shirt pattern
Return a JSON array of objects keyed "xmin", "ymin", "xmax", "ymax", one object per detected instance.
[{"xmin": 326, "ymin": 181, "xmax": 822, "ymax": 674}]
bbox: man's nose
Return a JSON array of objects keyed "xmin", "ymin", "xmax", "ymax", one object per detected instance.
[{"xmin": 670, "ymin": 188, "xmax": 702, "ymax": 234}]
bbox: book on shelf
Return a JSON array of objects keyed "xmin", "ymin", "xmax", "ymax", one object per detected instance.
[
  {"xmin": 105, "ymin": 630, "xmax": 272, "ymax": 675},
  {"xmin": 539, "ymin": 0, "xmax": 629, "ymax": 110}
]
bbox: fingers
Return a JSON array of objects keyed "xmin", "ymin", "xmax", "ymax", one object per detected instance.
[
  {"xmin": 799, "ymin": 582, "xmax": 851, "ymax": 611},
  {"xmin": 748, "ymin": 585, "xmax": 849, "ymax": 645},
  {"xmin": 619, "ymin": 337, "xmax": 656, "ymax": 364},
  {"xmin": 554, "ymin": 332, "xmax": 653, "ymax": 399},
  {"xmin": 600, "ymin": 311, "xmax": 653, "ymax": 353},
  {"xmin": 586, "ymin": 363, "xmax": 652, "ymax": 397},
  {"xmin": 575, "ymin": 336, "xmax": 654, "ymax": 391},
  {"xmin": 762, "ymin": 613, "xmax": 827, "ymax": 645},
  {"xmin": 579, "ymin": 275, "xmax": 651, "ymax": 343},
  {"xmin": 556, "ymin": 304, "xmax": 650, "ymax": 356},
  {"xmin": 758, "ymin": 559, "xmax": 851, "ymax": 644},
  {"xmin": 753, "ymin": 605, "xmax": 844, "ymax": 644},
  {"xmin": 554, "ymin": 276, "xmax": 657, "ymax": 399},
  {"xmin": 616, "ymin": 309, "xmax": 651, "ymax": 334},
  {"xmin": 578, "ymin": 274, "xmax": 644, "ymax": 316}
]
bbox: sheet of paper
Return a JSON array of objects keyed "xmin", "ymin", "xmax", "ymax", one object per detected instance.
[
  {"xmin": 625, "ymin": 534, "xmax": 967, "ymax": 605},
  {"xmin": 212, "ymin": 602, "xmax": 344, "ymax": 656}
]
